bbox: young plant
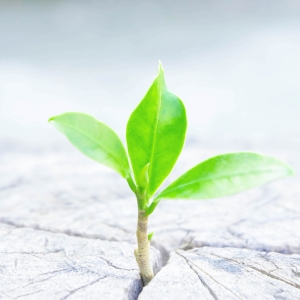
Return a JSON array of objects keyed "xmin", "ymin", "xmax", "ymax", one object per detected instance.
[{"xmin": 49, "ymin": 62, "xmax": 294, "ymax": 286}]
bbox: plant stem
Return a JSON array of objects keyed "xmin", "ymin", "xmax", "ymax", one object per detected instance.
[{"xmin": 134, "ymin": 209, "xmax": 154, "ymax": 286}]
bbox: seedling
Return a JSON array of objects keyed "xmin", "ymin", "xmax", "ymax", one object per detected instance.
[{"xmin": 49, "ymin": 62, "xmax": 293, "ymax": 286}]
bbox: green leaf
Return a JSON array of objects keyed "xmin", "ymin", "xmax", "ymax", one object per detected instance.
[
  {"xmin": 146, "ymin": 200, "xmax": 159, "ymax": 216},
  {"xmin": 126, "ymin": 62, "xmax": 187, "ymax": 197},
  {"xmin": 49, "ymin": 112, "xmax": 132, "ymax": 180},
  {"xmin": 137, "ymin": 163, "xmax": 150, "ymax": 191},
  {"xmin": 154, "ymin": 152, "xmax": 294, "ymax": 201},
  {"xmin": 148, "ymin": 232, "xmax": 154, "ymax": 241}
]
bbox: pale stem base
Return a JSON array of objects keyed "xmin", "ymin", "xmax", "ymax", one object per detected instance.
[{"xmin": 134, "ymin": 209, "xmax": 154, "ymax": 286}]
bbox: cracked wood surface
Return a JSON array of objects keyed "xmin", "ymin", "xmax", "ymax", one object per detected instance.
[
  {"xmin": 0, "ymin": 141, "xmax": 299, "ymax": 263},
  {"xmin": 138, "ymin": 247, "xmax": 300, "ymax": 300},
  {"xmin": 0, "ymin": 139, "xmax": 299, "ymax": 299},
  {"xmin": 0, "ymin": 223, "xmax": 161, "ymax": 300}
]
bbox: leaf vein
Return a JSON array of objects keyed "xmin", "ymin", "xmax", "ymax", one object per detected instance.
[{"xmin": 159, "ymin": 168, "xmax": 286, "ymax": 197}]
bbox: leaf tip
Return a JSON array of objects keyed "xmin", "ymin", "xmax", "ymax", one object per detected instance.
[
  {"xmin": 48, "ymin": 116, "xmax": 55, "ymax": 123},
  {"xmin": 148, "ymin": 232, "xmax": 154, "ymax": 241},
  {"xmin": 286, "ymin": 165, "xmax": 295, "ymax": 176},
  {"xmin": 276, "ymin": 157, "xmax": 295, "ymax": 177},
  {"xmin": 158, "ymin": 60, "xmax": 165, "ymax": 75},
  {"xmin": 157, "ymin": 61, "xmax": 166, "ymax": 86}
]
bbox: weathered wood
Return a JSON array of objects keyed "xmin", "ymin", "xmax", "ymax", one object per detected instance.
[
  {"xmin": 1, "ymin": 141, "xmax": 299, "ymax": 299},
  {"xmin": 139, "ymin": 247, "xmax": 300, "ymax": 300},
  {"xmin": 0, "ymin": 223, "xmax": 161, "ymax": 300},
  {"xmin": 0, "ymin": 146, "xmax": 299, "ymax": 262}
]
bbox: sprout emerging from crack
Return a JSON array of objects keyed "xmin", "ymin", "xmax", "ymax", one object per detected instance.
[{"xmin": 49, "ymin": 62, "xmax": 294, "ymax": 286}]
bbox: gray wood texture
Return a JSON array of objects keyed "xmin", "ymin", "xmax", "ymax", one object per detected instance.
[
  {"xmin": 1, "ymin": 145, "xmax": 299, "ymax": 258},
  {"xmin": 1, "ymin": 140, "xmax": 299, "ymax": 299},
  {"xmin": 139, "ymin": 247, "xmax": 300, "ymax": 300},
  {"xmin": 0, "ymin": 223, "xmax": 161, "ymax": 299}
]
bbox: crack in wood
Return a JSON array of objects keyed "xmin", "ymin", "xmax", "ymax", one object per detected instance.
[
  {"xmin": 176, "ymin": 251, "xmax": 243, "ymax": 300},
  {"xmin": 0, "ymin": 219, "xmax": 124, "ymax": 243},
  {"xmin": 14, "ymin": 289, "xmax": 43, "ymax": 299},
  {"xmin": 98, "ymin": 256, "xmax": 137, "ymax": 272},
  {"xmin": 206, "ymin": 251, "xmax": 300, "ymax": 290},
  {"xmin": 59, "ymin": 276, "xmax": 108, "ymax": 300}
]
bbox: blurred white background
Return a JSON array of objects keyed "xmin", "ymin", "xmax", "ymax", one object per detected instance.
[{"xmin": 0, "ymin": 0, "xmax": 300, "ymax": 149}]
